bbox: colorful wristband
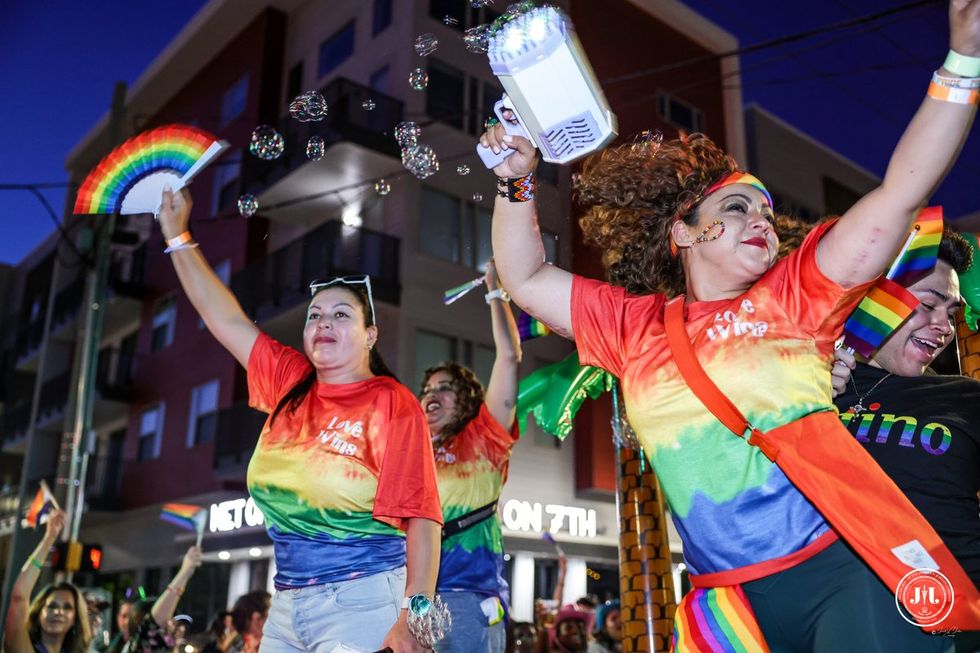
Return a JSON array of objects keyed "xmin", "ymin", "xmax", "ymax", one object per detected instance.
[
  {"xmin": 943, "ymin": 49, "xmax": 980, "ymax": 79},
  {"xmin": 932, "ymin": 71, "xmax": 980, "ymax": 89},
  {"xmin": 928, "ymin": 80, "xmax": 979, "ymax": 106},
  {"xmin": 29, "ymin": 556, "xmax": 43, "ymax": 570},
  {"xmin": 485, "ymin": 288, "xmax": 510, "ymax": 304},
  {"xmin": 495, "ymin": 173, "xmax": 536, "ymax": 203},
  {"xmin": 164, "ymin": 231, "xmax": 199, "ymax": 254}
]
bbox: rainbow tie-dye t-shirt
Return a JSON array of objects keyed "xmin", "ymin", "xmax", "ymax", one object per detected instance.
[
  {"xmin": 434, "ymin": 404, "xmax": 519, "ymax": 602},
  {"xmin": 247, "ymin": 333, "xmax": 443, "ymax": 588},
  {"xmin": 571, "ymin": 221, "xmax": 874, "ymax": 582}
]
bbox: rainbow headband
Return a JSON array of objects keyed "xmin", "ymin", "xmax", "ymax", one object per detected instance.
[{"xmin": 669, "ymin": 171, "xmax": 772, "ymax": 256}]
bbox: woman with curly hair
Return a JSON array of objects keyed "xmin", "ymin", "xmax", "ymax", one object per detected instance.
[
  {"xmin": 480, "ymin": 3, "xmax": 979, "ymax": 649},
  {"xmin": 4, "ymin": 510, "xmax": 92, "ymax": 653},
  {"xmin": 419, "ymin": 260, "xmax": 521, "ymax": 653}
]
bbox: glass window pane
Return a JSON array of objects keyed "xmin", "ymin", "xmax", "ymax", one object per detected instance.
[
  {"xmin": 420, "ymin": 187, "xmax": 460, "ymax": 262},
  {"xmin": 140, "ymin": 407, "xmax": 158, "ymax": 436},
  {"xmin": 542, "ymin": 229, "xmax": 558, "ymax": 263},
  {"xmin": 415, "ymin": 330, "xmax": 455, "ymax": 387},
  {"xmin": 198, "ymin": 380, "xmax": 219, "ymax": 412},
  {"xmin": 319, "ymin": 21, "xmax": 355, "ymax": 78},
  {"xmin": 220, "ymin": 74, "xmax": 249, "ymax": 126},
  {"xmin": 369, "ymin": 65, "xmax": 390, "ymax": 94},
  {"xmin": 475, "ymin": 207, "xmax": 493, "ymax": 271},
  {"xmin": 472, "ymin": 344, "xmax": 494, "ymax": 387},
  {"xmin": 426, "ymin": 60, "xmax": 464, "ymax": 129},
  {"xmin": 372, "ymin": 0, "xmax": 392, "ymax": 35}
]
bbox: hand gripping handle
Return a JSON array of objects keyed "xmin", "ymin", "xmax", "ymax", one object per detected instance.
[{"xmin": 476, "ymin": 96, "xmax": 532, "ymax": 168}]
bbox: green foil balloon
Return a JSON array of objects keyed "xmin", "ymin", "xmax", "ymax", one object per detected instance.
[
  {"xmin": 515, "ymin": 351, "xmax": 613, "ymax": 440},
  {"xmin": 959, "ymin": 232, "xmax": 980, "ymax": 331}
]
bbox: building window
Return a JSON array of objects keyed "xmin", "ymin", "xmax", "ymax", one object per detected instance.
[
  {"xmin": 658, "ymin": 92, "xmax": 705, "ymax": 133},
  {"xmin": 373, "ymin": 0, "xmax": 393, "ymax": 35},
  {"xmin": 542, "ymin": 229, "xmax": 558, "ymax": 264},
  {"xmin": 286, "ymin": 62, "xmax": 304, "ymax": 108},
  {"xmin": 187, "ymin": 380, "xmax": 219, "ymax": 446},
  {"xmin": 426, "ymin": 60, "xmax": 465, "ymax": 129},
  {"xmin": 199, "ymin": 260, "xmax": 231, "ymax": 329},
  {"xmin": 150, "ymin": 296, "xmax": 176, "ymax": 352},
  {"xmin": 414, "ymin": 330, "xmax": 493, "ymax": 386},
  {"xmin": 419, "ymin": 188, "xmax": 491, "ymax": 270},
  {"xmin": 221, "ymin": 74, "xmax": 250, "ymax": 127},
  {"xmin": 211, "ymin": 150, "xmax": 241, "ymax": 215},
  {"xmin": 319, "ymin": 21, "xmax": 355, "ymax": 79},
  {"xmin": 138, "ymin": 403, "xmax": 165, "ymax": 461},
  {"xmin": 369, "ymin": 65, "xmax": 390, "ymax": 95}
]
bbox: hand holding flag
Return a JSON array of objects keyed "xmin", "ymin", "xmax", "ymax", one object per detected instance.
[{"xmin": 22, "ymin": 480, "xmax": 60, "ymax": 529}]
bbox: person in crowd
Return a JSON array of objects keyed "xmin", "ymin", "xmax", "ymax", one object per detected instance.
[
  {"xmin": 832, "ymin": 228, "xmax": 979, "ymax": 651},
  {"xmin": 226, "ymin": 590, "xmax": 270, "ymax": 653},
  {"xmin": 480, "ymin": 1, "xmax": 979, "ymax": 647},
  {"xmin": 4, "ymin": 510, "xmax": 92, "ymax": 653},
  {"xmin": 423, "ymin": 260, "xmax": 521, "ymax": 653},
  {"xmin": 121, "ymin": 546, "xmax": 201, "ymax": 653},
  {"xmin": 85, "ymin": 593, "xmax": 111, "ymax": 653},
  {"xmin": 155, "ymin": 187, "xmax": 442, "ymax": 653},
  {"xmin": 549, "ymin": 606, "xmax": 590, "ymax": 653},
  {"xmin": 508, "ymin": 621, "xmax": 538, "ymax": 653},
  {"xmin": 588, "ymin": 600, "xmax": 621, "ymax": 653},
  {"xmin": 200, "ymin": 612, "xmax": 235, "ymax": 653}
]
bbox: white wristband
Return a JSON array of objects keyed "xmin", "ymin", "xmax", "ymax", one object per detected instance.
[{"xmin": 485, "ymin": 288, "xmax": 510, "ymax": 304}]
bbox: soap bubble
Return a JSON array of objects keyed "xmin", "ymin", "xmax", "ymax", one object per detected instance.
[
  {"xmin": 361, "ymin": 99, "xmax": 376, "ymax": 111},
  {"xmin": 249, "ymin": 125, "xmax": 285, "ymax": 160},
  {"xmin": 464, "ymin": 25, "xmax": 491, "ymax": 54},
  {"xmin": 237, "ymin": 194, "xmax": 258, "ymax": 218},
  {"xmin": 443, "ymin": 15, "xmax": 459, "ymax": 26},
  {"xmin": 472, "ymin": 0, "xmax": 493, "ymax": 7},
  {"xmin": 409, "ymin": 68, "xmax": 429, "ymax": 91},
  {"xmin": 374, "ymin": 179, "xmax": 391, "ymax": 196},
  {"xmin": 631, "ymin": 129, "xmax": 664, "ymax": 154},
  {"xmin": 414, "ymin": 33, "xmax": 439, "ymax": 57},
  {"xmin": 401, "ymin": 144, "xmax": 440, "ymax": 180},
  {"xmin": 288, "ymin": 91, "xmax": 327, "ymax": 122},
  {"xmin": 394, "ymin": 121, "xmax": 420, "ymax": 148},
  {"xmin": 472, "ymin": 193, "xmax": 483, "ymax": 202},
  {"xmin": 306, "ymin": 135, "xmax": 325, "ymax": 161},
  {"xmin": 456, "ymin": 164, "xmax": 470, "ymax": 176}
]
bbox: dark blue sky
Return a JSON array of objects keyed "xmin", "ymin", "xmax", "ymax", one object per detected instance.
[{"xmin": 0, "ymin": 0, "xmax": 976, "ymax": 265}]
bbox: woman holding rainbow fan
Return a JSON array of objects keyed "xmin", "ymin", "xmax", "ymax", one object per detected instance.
[
  {"xmin": 480, "ymin": 0, "xmax": 980, "ymax": 649},
  {"xmin": 154, "ymin": 187, "xmax": 442, "ymax": 653},
  {"xmin": 420, "ymin": 260, "xmax": 522, "ymax": 653}
]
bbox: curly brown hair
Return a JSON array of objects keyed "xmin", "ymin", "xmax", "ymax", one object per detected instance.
[
  {"xmin": 420, "ymin": 361, "xmax": 484, "ymax": 438},
  {"xmin": 576, "ymin": 133, "xmax": 739, "ymax": 297}
]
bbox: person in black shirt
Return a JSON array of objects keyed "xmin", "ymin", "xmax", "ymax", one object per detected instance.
[{"xmin": 833, "ymin": 228, "xmax": 979, "ymax": 648}]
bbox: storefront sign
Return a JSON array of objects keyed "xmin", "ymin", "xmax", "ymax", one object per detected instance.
[
  {"xmin": 209, "ymin": 497, "xmax": 264, "ymax": 532},
  {"xmin": 501, "ymin": 499, "xmax": 596, "ymax": 538}
]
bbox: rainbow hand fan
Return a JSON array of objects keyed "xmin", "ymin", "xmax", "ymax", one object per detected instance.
[{"xmin": 74, "ymin": 124, "xmax": 228, "ymax": 215}]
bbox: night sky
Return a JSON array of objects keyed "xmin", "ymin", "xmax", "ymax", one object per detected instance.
[{"xmin": 0, "ymin": 0, "xmax": 976, "ymax": 265}]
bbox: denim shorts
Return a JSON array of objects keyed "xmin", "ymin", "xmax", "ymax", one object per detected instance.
[
  {"xmin": 434, "ymin": 591, "xmax": 505, "ymax": 653},
  {"xmin": 260, "ymin": 566, "xmax": 406, "ymax": 653}
]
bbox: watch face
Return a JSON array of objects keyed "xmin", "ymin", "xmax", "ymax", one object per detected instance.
[{"xmin": 409, "ymin": 594, "xmax": 432, "ymax": 616}]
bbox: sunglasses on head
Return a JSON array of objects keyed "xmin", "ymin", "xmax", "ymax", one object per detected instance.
[{"xmin": 309, "ymin": 275, "xmax": 376, "ymax": 326}]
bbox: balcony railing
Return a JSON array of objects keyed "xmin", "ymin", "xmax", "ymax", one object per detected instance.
[
  {"xmin": 37, "ymin": 371, "xmax": 71, "ymax": 425},
  {"xmin": 96, "ymin": 346, "xmax": 135, "ymax": 402},
  {"xmin": 241, "ymin": 77, "xmax": 403, "ymax": 196},
  {"xmin": 1, "ymin": 401, "xmax": 31, "ymax": 443},
  {"xmin": 213, "ymin": 401, "xmax": 268, "ymax": 471},
  {"xmin": 231, "ymin": 219, "xmax": 400, "ymax": 324}
]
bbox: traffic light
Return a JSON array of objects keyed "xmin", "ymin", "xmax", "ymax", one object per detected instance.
[{"xmin": 50, "ymin": 541, "xmax": 103, "ymax": 572}]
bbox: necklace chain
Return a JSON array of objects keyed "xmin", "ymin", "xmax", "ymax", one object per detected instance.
[{"xmin": 848, "ymin": 372, "xmax": 893, "ymax": 415}]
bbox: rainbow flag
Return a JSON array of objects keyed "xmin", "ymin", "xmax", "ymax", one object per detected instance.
[
  {"xmin": 671, "ymin": 586, "xmax": 770, "ymax": 652},
  {"xmin": 161, "ymin": 503, "xmax": 207, "ymax": 533},
  {"xmin": 888, "ymin": 206, "xmax": 943, "ymax": 288},
  {"xmin": 22, "ymin": 480, "xmax": 58, "ymax": 529},
  {"xmin": 518, "ymin": 313, "xmax": 550, "ymax": 341},
  {"xmin": 843, "ymin": 279, "xmax": 920, "ymax": 357}
]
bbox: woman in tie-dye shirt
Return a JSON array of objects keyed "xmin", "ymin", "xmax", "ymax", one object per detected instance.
[
  {"xmin": 156, "ymin": 188, "xmax": 442, "ymax": 653},
  {"xmin": 479, "ymin": 14, "xmax": 979, "ymax": 646},
  {"xmin": 419, "ymin": 261, "xmax": 521, "ymax": 653}
]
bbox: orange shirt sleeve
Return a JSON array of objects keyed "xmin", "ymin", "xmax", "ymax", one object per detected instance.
[
  {"xmin": 474, "ymin": 403, "xmax": 520, "ymax": 463},
  {"xmin": 247, "ymin": 332, "xmax": 314, "ymax": 414},
  {"xmin": 770, "ymin": 219, "xmax": 878, "ymax": 340},
  {"xmin": 373, "ymin": 383, "xmax": 444, "ymax": 530}
]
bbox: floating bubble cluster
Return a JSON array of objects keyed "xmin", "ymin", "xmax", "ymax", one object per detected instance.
[
  {"xmin": 288, "ymin": 91, "xmax": 327, "ymax": 122},
  {"xmin": 249, "ymin": 125, "xmax": 285, "ymax": 160},
  {"xmin": 631, "ymin": 129, "xmax": 664, "ymax": 154},
  {"xmin": 472, "ymin": 193, "xmax": 483, "ymax": 202},
  {"xmin": 409, "ymin": 68, "xmax": 429, "ymax": 91},
  {"xmin": 414, "ymin": 33, "xmax": 439, "ymax": 57},
  {"xmin": 443, "ymin": 15, "xmax": 459, "ymax": 26},
  {"xmin": 306, "ymin": 135, "xmax": 325, "ymax": 161},
  {"xmin": 463, "ymin": 25, "xmax": 491, "ymax": 53},
  {"xmin": 456, "ymin": 164, "xmax": 470, "ymax": 176},
  {"xmin": 361, "ymin": 99, "xmax": 376, "ymax": 111},
  {"xmin": 394, "ymin": 122, "xmax": 420, "ymax": 148},
  {"xmin": 374, "ymin": 179, "xmax": 391, "ymax": 196},
  {"xmin": 401, "ymin": 144, "xmax": 440, "ymax": 180},
  {"xmin": 237, "ymin": 194, "xmax": 258, "ymax": 218}
]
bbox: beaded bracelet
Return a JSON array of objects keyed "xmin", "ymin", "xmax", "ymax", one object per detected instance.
[
  {"xmin": 496, "ymin": 173, "xmax": 536, "ymax": 203},
  {"xmin": 943, "ymin": 49, "xmax": 980, "ymax": 79}
]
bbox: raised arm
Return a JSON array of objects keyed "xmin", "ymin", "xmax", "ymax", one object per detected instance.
[
  {"xmin": 149, "ymin": 546, "xmax": 201, "ymax": 627},
  {"xmin": 483, "ymin": 260, "xmax": 522, "ymax": 430},
  {"xmin": 157, "ymin": 187, "xmax": 259, "ymax": 367},
  {"xmin": 818, "ymin": 0, "xmax": 980, "ymax": 286},
  {"xmin": 381, "ymin": 517, "xmax": 441, "ymax": 653},
  {"xmin": 481, "ymin": 124, "xmax": 574, "ymax": 340},
  {"xmin": 3, "ymin": 510, "xmax": 65, "ymax": 653}
]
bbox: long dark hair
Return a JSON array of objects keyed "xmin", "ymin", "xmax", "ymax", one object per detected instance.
[
  {"xmin": 28, "ymin": 582, "xmax": 92, "ymax": 653},
  {"xmin": 271, "ymin": 284, "xmax": 395, "ymax": 423}
]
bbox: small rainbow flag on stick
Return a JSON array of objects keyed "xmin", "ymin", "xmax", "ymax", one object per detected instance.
[
  {"xmin": 842, "ymin": 207, "xmax": 942, "ymax": 357},
  {"xmin": 22, "ymin": 480, "xmax": 59, "ymax": 529},
  {"xmin": 443, "ymin": 276, "xmax": 485, "ymax": 305},
  {"xmin": 161, "ymin": 503, "xmax": 208, "ymax": 547},
  {"xmin": 518, "ymin": 313, "xmax": 550, "ymax": 341}
]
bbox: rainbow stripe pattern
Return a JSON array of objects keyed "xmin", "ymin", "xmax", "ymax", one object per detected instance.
[
  {"xmin": 517, "ymin": 312, "xmax": 550, "ymax": 341},
  {"xmin": 671, "ymin": 586, "xmax": 770, "ymax": 652},
  {"xmin": 22, "ymin": 480, "xmax": 57, "ymax": 529},
  {"xmin": 160, "ymin": 503, "xmax": 207, "ymax": 532},
  {"xmin": 703, "ymin": 172, "xmax": 772, "ymax": 208},
  {"xmin": 888, "ymin": 206, "xmax": 943, "ymax": 288},
  {"xmin": 74, "ymin": 124, "xmax": 227, "ymax": 215},
  {"xmin": 842, "ymin": 279, "xmax": 920, "ymax": 357}
]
